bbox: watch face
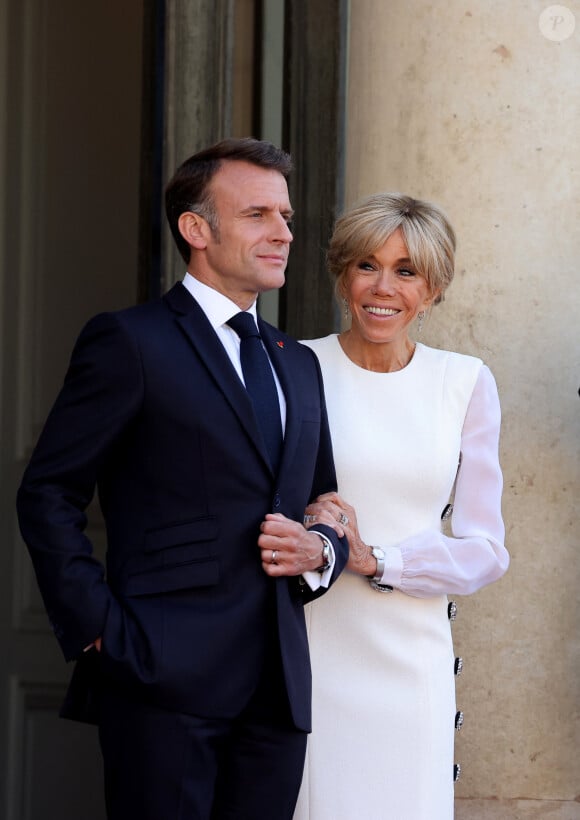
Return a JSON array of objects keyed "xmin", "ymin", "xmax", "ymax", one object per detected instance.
[{"xmin": 370, "ymin": 547, "xmax": 385, "ymax": 583}]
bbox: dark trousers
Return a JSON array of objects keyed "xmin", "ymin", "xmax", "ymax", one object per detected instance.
[{"xmin": 98, "ymin": 649, "xmax": 307, "ymax": 819}]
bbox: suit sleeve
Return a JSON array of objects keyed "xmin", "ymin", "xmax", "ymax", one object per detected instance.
[
  {"xmin": 299, "ymin": 348, "xmax": 349, "ymax": 602},
  {"xmin": 16, "ymin": 312, "xmax": 143, "ymax": 659}
]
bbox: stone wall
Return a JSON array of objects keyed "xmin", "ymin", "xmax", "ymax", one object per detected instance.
[{"xmin": 346, "ymin": 2, "xmax": 580, "ymax": 816}]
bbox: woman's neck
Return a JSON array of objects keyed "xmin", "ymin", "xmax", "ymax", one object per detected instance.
[{"xmin": 338, "ymin": 331, "xmax": 416, "ymax": 373}]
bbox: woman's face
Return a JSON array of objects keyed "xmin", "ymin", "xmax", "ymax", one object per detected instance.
[{"xmin": 343, "ymin": 228, "xmax": 436, "ymax": 348}]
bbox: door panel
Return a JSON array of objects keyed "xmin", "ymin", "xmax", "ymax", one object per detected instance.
[
  {"xmin": 6, "ymin": 681, "xmax": 105, "ymax": 819},
  {"xmin": 1, "ymin": 1, "xmax": 143, "ymax": 817}
]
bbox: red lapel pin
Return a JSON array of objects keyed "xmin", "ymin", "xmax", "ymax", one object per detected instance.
[{"xmin": 276, "ymin": 341, "xmax": 284, "ymax": 348}]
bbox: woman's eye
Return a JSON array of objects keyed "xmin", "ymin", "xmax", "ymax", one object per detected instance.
[
  {"xmin": 357, "ymin": 261, "xmax": 376, "ymax": 272},
  {"xmin": 398, "ymin": 268, "xmax": 415, "ymax": 277}
]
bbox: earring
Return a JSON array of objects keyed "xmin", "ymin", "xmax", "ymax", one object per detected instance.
[
  {"xmin": 417, "ymin": 311, "xmax": 425, "ymax": 334},
  {"xmin": 343, "ymin": 298, "xmax": 350, "ymax": 319}
]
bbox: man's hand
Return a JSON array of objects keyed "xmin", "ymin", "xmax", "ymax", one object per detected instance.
[
  {"xmin": 258, "ymin": 513, "xmax": 329, "ymax": 576},
  {"xmin": 84, "ymin": 637, "xmax": 102, "ymax": 653}
]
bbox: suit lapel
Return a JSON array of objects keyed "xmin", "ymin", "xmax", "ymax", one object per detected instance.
[
  {"xmin": 259, "ymin": 319, "xmax": 303, "ymax": 475},
  {"xmin": 164, "ymin": 284, "xmax": 273, "ymax": 473}
]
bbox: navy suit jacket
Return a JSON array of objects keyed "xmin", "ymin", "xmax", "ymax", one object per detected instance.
[{"xmin": 17, "ymin": 283, "xmax": 347, "ymax": 732}]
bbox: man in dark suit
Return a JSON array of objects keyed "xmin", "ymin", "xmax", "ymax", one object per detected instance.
[{"xmin": 16, "ymin": 138, "xmax": 348, "ymax": 819}]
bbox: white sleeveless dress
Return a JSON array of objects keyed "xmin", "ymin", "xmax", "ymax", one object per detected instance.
[{"xmin": 294, "ymin": 336, "xmax": 506, "ymax": 820}]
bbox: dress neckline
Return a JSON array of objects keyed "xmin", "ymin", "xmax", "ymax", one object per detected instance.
[{"xmin": 332, "ymin": 334, "xmax": 424, "ymax": 376}]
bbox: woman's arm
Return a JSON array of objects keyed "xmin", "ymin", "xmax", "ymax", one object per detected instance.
[
  {"xmin": 306, "ymin": 366, "xmax": 509, "ymax": 597},
  {"xmin": 380, "ymin": 365, "xmax": 509, "ymax": 596}
]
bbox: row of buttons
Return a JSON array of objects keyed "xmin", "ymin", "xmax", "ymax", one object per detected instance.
[{"xmin": 450, "ymin": 601, "xmax": 462, "ymax": 784}]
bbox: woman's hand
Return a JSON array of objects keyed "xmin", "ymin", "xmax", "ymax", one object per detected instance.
[{"xmin": 304, "ymin": 492, "xmax": 376, "ymax": 577}]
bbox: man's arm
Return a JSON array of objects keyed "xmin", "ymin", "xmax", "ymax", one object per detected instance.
[
  {"xmin": 257, "ymin": 348, "xmax": 349, "ymax": 596},
  {"xmin": 16, "ymin": 313, "xmax": 141, "ymax": 660}
]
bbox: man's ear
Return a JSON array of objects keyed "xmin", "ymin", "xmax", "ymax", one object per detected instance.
[{"xmin": 178, "ymin": 212, "xmax": 209, "ymax": 250}]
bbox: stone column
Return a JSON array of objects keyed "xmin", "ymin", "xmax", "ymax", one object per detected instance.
[
  {"xmin": 161, "ymin": 0, "xmax": 234, "ymax": 288},
  {"xmin": 346, "ymin": 2, "xmax": 580, "ymax": 817}
]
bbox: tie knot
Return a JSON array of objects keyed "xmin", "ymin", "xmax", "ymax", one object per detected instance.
[{"xmin": 228, "ymin": 311, "xmax": 260, "ymax": 340}]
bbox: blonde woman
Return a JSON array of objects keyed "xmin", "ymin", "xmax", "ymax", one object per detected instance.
[{"xmin": 294, "ymin": 193, "xmax": 509, "ymax": 820}]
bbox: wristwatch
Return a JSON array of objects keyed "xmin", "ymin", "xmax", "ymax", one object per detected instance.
[
  {"xmin": 370, "ymin": 546, "xmax": 385, "ymax": 581},
  {"xmin": 316, "ymin": 534, "xmax": 332, "ymax": 573},
  {"xmin": 368, "ymin": 546, "xmax": 393, "ymax": 593}
]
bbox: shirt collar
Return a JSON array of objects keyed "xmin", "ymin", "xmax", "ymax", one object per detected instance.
[{"xmin": 182, "ymin": 272, "xmax": 258, "ymax": 330}]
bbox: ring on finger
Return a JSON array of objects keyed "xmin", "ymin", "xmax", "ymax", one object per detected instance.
[
  {"xmin": 271, "ymin": 550, "xmax": 278, "ymax": 565},
  {"xmin": 338, "ymin": 513, "xmax": 349, "ymax": 526},
  {"xmin": 304, "ymin": 514, "xmax": 316, "ymax": 524}
]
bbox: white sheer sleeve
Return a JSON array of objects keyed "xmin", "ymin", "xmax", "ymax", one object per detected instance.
[{"xmin": 380, "ymin": 365, "xmax": 509, "ymax": 597}]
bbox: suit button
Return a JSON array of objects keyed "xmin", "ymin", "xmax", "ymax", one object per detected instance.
[
  {"xmin": 273, "ymin": 492, "xmax": 281, "ymax": 509},
  {"xmin": 448, "ymin": 601, "xmax": 457, "ymax": 620},
  {"xmin": 455, "ymin": 710, "xmax": 464, "ymax": 731},
  {"xmin": 454, "ymin": 656, "xmax": 463, "ymax": 676}
]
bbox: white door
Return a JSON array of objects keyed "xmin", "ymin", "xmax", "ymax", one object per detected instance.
[{"xmin": 0, "ymin": 1, "xmax": 144, "ymax": 816}]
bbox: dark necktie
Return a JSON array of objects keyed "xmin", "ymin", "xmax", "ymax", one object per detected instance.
[{"xmin": 227, "ymin": 311, "xmax": 283, "ymax": 472}]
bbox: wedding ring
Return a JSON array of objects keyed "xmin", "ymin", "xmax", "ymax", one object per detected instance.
[
  {"xmin": 271, "ymin": 550, "xmax": 278, "ymax": 564},
  {"xmin": 303, "ymin": 514, "xmax": 316, "ymax": 524},
  {"xmin": 339, "ymin": 513, "xmax": 349, "ymax": 526}
]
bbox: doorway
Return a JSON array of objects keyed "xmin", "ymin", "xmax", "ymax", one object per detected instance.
[{"xmin": 0, "ymin": 1, "xmax": 144, "ymax": 817}]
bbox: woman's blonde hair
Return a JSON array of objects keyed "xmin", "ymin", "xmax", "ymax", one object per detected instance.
[{"xmin": 327, "ymin": 193, "xmax": 456, "ymax": 304}]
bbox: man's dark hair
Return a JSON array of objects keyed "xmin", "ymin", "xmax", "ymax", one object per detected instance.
[{"xmin": 165, "ymin": 137, "xmax": 293, "ymax": 264}]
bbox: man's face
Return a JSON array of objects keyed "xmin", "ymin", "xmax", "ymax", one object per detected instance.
[{"xmin": 191, "ymin": 160, "xmax": 294, "ymax": 308}]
